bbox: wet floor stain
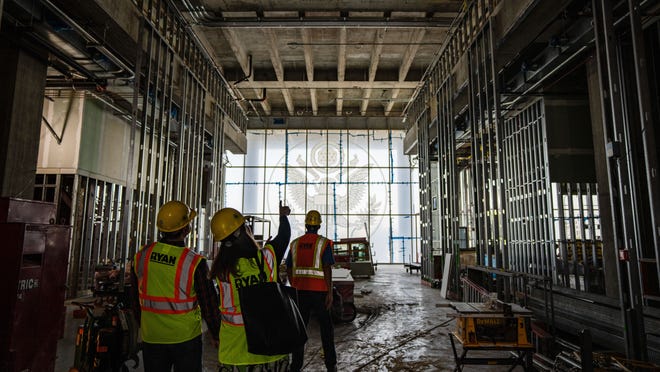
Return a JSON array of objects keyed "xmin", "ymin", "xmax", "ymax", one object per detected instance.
[
  {"xmin": 57, "ymin": 264, "xmax": 519, "ymax": 371},
  {"xmin": 298, "ymin": 265, "xmax": 519, "ymax": 371}
]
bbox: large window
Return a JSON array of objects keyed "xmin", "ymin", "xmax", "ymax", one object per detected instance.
[{"xmin": 225, "ymin": 129, "xmax": 419, "ymax": 263}]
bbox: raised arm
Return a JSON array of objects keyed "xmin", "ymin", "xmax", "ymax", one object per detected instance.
[{"xmin": 269, "ymin": 201, "xmax": 291, "ymax": 263}]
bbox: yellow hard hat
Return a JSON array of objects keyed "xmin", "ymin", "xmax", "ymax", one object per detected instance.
[
  {"xmin": 211, "ymin": 208, "xmax": 245, "ymax": 241},
  {"xmin": 305, "ymin": 210, "xmax": 322, "ymax": 226},
  {"xmin": 157, "ymin": 201, "xmax": 196, "ymax": 232}
]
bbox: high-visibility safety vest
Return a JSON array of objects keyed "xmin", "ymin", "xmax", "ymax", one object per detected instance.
[
  {"xmin": 133, "ymin": 242, "xmax": 203, "ymax": 344},
  {"xmin": 289, "ymin": 233, "xmax": 331, "ymax": 292},
  {"xmin": 215, "ymin": 245, "xmax": 287, "ymax": 365}
]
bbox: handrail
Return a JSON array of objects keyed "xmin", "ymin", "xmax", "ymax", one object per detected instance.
[{"xmin": 460, "ymin": 276, "xmax": 493, "ymax": 303}]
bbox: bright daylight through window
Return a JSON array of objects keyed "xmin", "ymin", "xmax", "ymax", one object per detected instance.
[{"xmin": 224, "ymin": 129, "xmax": 420, "ymax": 264}]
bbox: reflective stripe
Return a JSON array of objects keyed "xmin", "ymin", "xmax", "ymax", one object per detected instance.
[
  {"xmin": 141, "ymin": 297, "xmax": 198, "ymax": 313},
  {"xmin": 219, "ymin": 281, "xmax": 235, "ymax": 310},
  {"xmin": 218, "ymin": 279, "xmax": 243, "ymax": 325},
  {"xmin": 290, "ymin": 236, "xmax": 326, "ymax": 277},
  {"xmin": 293, "ymin": 268, "xmax": 324, "ymax": 277},
  {"xmin": 263, "ymin": 246, "xmax": 276, "ymax": 281},
  {"xmin": 313, "ymin": 237, "xmax": 325, "ymax": 267},
  {"xmin": 135, "ymin": 243, "xmax": 157, "ymax": 294},
  {"xmin": 221, "ymin": 312, "xmax": 244, "ymax": 325},
  {"xmin": 290, "ymin": 235, "xmax": 329, "ymax": 291},
  {"xmin": 135, "ymin": 243, "xmax": 200, "ymax": 314},
  {"xmin": 177, "ymin": 249, "xmax": 199, "ymax": 300},
  {"xmin": 133, "ymin": 242, "xmax": 202, "ymax": 343},
  {"xmin": 216, "ymin": 246, "xmax": 277, "ymax": 326},
  {"xmin": 187, "ymin": 253, "xmax": 202, "ymax": 294}
]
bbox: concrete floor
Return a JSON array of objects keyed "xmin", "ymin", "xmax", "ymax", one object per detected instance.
[{"xmin": 56, "ymin": 264, "xmax": 523, "ymax": 371}]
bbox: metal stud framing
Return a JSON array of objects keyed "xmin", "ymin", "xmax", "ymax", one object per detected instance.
[
  {"xmin": 591, "ymin": 0, "xmax": 657, "ymax": 359},
  {"xmin": 61, "ymin": 0, "xmax": 246, "ymax": 297},
  {"xmin": 125, "ymin": 0, "xmax": 246, "ymax": 255},
  {"xmin": 467, "ymin": 18, "xmax": 508, "ymax": 299},
  {"xmin": 549, "ymin": 182, "xmax": 604, "ymax": 293},
  {"xmin": 65, "ymin": 176, "xmax": 125, "ymax": 297},
  {"xmin": 409, "ymin": 0, "xmax": 500, "ymax": 286},
  {"xmin": 437, "ymin": 72, "xmax": 460, "ymax": 293},
  {"xmin": 503, "ymin": 99, "xmax": 554, "ymax": 286},
  {"xmin": 407, "ymin": 0, "xmax": 659, "ymax": 359},
  {"xmin": 411, "ymin": 86, "xmax": 434, "ymax": 280}
]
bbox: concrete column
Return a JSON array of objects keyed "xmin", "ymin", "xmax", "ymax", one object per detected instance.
[
  {"xmin": 0, "ymin": 45, "xmax": 47, "ymax": 198},
  {"xmin": 586, "ymin": 56, "xmax": 619, "ymax": 298}
]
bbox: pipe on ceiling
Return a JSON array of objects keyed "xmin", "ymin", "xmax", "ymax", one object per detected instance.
[{"xmin": 41, "ymin": 0, "xmax": 134, "ymax": 80}]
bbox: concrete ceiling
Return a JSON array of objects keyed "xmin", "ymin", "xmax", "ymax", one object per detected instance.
[{"xmin": 174, "ymin": 0, "xmax": 462, "ymax": 126}]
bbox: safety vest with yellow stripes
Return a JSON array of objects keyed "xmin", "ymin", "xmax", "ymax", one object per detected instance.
[
  {"xmin": 215, "ymin": 245, "xmax": 287, "ymax": 365},
  {"xmin": 133, "ymin": 242, "xmax": 203, "ymax": 344},
  {"xmin": 289, "ymin": 233, "xmax": 331, "ymax": 292}
]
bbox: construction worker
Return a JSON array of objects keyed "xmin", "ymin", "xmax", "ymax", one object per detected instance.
[
  {"xmin": 287, "ymin": 210, "xmax": 337, "ymax": 372},
  {"xmin": 131, "ymin": 200, "xmax": 220, "ymax": 372},
  {"xmin": 209, "ymin": 201, "xmax": 291, "ymax": 371}
]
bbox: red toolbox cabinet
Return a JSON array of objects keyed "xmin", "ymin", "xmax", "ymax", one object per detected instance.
[{"xmin": 0, "ymin": 198, "xmax": 71, "ymax": 372}]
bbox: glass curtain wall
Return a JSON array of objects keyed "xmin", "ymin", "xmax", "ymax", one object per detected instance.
[{"xmin": 224, "ymin": 129, "xmax": 419, "ymax": 264}]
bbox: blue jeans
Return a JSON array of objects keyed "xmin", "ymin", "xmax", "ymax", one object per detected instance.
[
  {"xmin": 290, "ymin": 291, "xmax": 336, "ymax": 371},
  {"xmin": 142, "ymin": 335, "xmax": 202, "ymax": 372}
]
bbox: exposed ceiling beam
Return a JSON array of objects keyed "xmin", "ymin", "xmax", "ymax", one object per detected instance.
[
  {"xmin": 361, "ymin": 29, "xmax": 385, "ymax": 116},
  {"xmin": 247, "ymin": 116, "xmax": 407, "ymax": 130},
  {"xmin": 235, "ymin": 81, "xmax": 420, "ymax": 89},
  {"xmin": 221, "ymin": 28, "xmax": 248, "ymax": 71},
  {"xmin": 222, "ymin": 67, "xmax": 426, "ymax": 82},
  {"xmin": 223, "ymin": 28, "xmax": 271, "ymax": 114},
  {"xmin": 385, "ymin": 29, "xmax": 426, "ymax": 116},
  {"xmin": 301, "ymin": 28, "xmax": 317, "ymax": 115},
  {"xmin": 264, "ymin": 28, "xmax": 295, "ymax": 115},
  {"xmin": 198, "ymin": 2, "xmax": 463, "ymax": 12},
  {"xmin": 337, "ymin": 27, "xmax": 346, "ymax": 116},
  {"xmin": 200, "ymin": 18, "xmax": 454, "ymax": 28},
  {"xmin": 256, "ymin": 108, "xmax": 406, "ymax": 117}
]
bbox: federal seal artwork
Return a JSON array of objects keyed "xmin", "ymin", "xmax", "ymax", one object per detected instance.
[{"xmin": 269, "ymin": 135, "xmax": 386, "ymax": 238}]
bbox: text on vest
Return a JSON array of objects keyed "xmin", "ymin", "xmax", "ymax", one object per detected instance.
[{"xmin": 150, "ymin": 252, "xmax": 177, "ymax": 266}]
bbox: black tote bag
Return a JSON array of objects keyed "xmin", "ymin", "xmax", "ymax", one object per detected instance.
[{"xmin": 238, "ymin": 252, "xmax": 308, "ymax": 355}]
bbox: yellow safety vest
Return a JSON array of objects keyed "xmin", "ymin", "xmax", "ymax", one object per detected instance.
[
  {"xmin": 215, "ymin": 245, "xmax": 287, "ymax": 365},
  {"xmin": 134, "ymin": 242, "xmax": 203, "ymax": 344}
]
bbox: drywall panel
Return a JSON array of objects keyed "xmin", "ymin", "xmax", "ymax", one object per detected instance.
[
  {"xmin": 77, "ymin": 98, "xmax": 136, "ymax": 185},
  {"xmin": 38, "ymin": 95, "xmax": 84, "ymax": 173}
]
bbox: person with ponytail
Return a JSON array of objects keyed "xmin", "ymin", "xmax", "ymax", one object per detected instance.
[{"xmin": 209, "ymin": 202, "xmax": 291, "ymax": 372}]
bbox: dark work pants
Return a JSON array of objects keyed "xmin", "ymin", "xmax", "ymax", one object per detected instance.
[
  {"xmin": 290, "ymin": 291, "xmax": 336, "ymax": 371},
  {"xmin": 143, "ymin": 335, "xmax": 202, "ymax": 372}
]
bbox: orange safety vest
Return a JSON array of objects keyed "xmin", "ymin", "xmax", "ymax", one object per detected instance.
[
  {"xmin": 134, "ymin": 242, "xmax": 203, "ymax": 343},
  {"xmin": 289, "ymin": 233, "xmax": 331, "ymax": 292}
]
